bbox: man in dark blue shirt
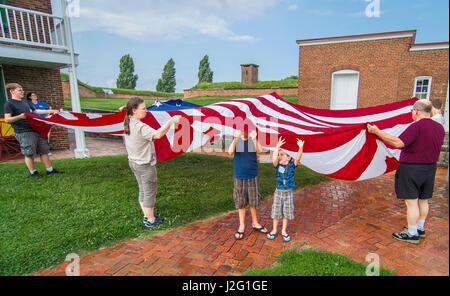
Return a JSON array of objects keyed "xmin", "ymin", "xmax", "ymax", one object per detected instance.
[{"xmin": 4, "ymin": 83, "xmax": 63, "ymax": 177}]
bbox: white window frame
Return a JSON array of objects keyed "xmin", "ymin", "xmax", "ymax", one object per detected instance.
[
  {"xmin": 330, "ymin": 69, "xmax": 360, "ymax": 110},
  {"xmin": 413, "ymin": 76, "xmax": 432, "ymax": 100}
]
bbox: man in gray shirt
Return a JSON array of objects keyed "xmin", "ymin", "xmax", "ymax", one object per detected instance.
[{"xmin": 4, "ymin": 83, "xmax": 63, "ymax": 177}]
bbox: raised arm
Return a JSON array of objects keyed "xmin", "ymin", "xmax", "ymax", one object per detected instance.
[
  {"xmin": 294, "ymin": 138, "xmax": 304, "ymax": 166},
  {"xmin": 227, "ymin": 130, "xmax": 241, "ymax": 156},
  {"xmin": 367, "ymin": 124, "xmax": 404, "ymax": 148},
  {"xmin": 272, "ymin": 137, "xmax": 285, "ymax": 166},
  {"xmin": 250, "ymin": 130, "xmax": 262, "ymax": 155}
]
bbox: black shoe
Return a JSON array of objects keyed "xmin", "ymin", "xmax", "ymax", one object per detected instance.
[
  {"xmin": 30, "ymin": 171, "xmax": 42, "ymax": 178},
  {"xmin": 393, "ymin": 230, "xmax": 420, "ymax": 244},
  {"xmin": 403, "ymin": 226, "xmax": 426, "ymax": 238},
  {"xmin": 46, "ymin": 169, "xmax": 64, "ymax": 175}
]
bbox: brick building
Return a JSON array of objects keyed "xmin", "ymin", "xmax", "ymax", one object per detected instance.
[
  {"xmin": 0, "ymin": 0, "xmax": 79, "ymax": 151},
  {"xmin": 296, "ymin": 30, "xmax": 449, "ymax": 131}
]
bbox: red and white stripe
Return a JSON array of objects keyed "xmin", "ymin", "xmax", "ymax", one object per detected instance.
[{"xmin": 26, "ymin": 93, "xmax": 417, "ymax": 181}]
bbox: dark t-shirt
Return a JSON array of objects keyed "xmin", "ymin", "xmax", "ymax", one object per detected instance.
[
  {"xmin": 4, "ymin": 99, "xmax": 35, "ymax": 133},
  {"xmin": 398, "ymin": 118, "xmax": 445, "ymax": 163},
  {"xmin": 233, "ymin": 138, "xmax": 258, "ymax": 179}
]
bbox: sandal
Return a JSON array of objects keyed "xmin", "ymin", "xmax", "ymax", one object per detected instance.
[
  {"xmin": 282, "ymin": 234, "xmax": 291, "ymax": 242},
  {"xmin": 234, "ymin": 231, "xmax": 244, "ymax": 240},
  {"xmin": 267, "ymin": 232, "xmax": 277, "ymax": 240},
  {"xmin": 253, "ymin": 226, "xmax": 268, "ymax": 234}
]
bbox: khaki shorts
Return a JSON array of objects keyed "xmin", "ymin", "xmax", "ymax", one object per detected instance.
[
  {"xmin": 14, "ymin": 131, "xmax": 50, "ymax": 158},
  {"xmin": 233, "ymin": 176, "xmax": 260, "ymax": 209},
  {"xmin": 129, "ymin": 161, "xmax": 157, "ymax": 208}
]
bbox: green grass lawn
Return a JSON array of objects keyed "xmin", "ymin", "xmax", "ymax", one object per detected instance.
[
  {"xmin": 0, "ymin": 153, "xmax": 329, "ymax": 276},
  {"xmin": 242, "ymin": 249, "xmax": 397, "ymax": 276},
  {"xmin": 65, "ymin": 95, "xmax": 299, "ymax": 111}
]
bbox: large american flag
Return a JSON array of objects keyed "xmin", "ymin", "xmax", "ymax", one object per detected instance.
[{"xmin": 26, "ymin": 93, "xmax": 417, "ymax": 181}]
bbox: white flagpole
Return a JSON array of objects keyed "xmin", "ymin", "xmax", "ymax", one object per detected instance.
[{"xmin": 61, "ymin": 0, "xmax": 89, "ymax": 158}]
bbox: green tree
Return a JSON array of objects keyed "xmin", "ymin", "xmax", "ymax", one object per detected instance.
[
  {"xmin": 156, "ymin": 58, "xmax": 176, "ymax": 93},
  {"xmin": 116, "ymin": 54, "xmax": 138, "ymax": 89},
  {"xmin": 198, "ymin": 55, "xmax": 213, "ymax": 83}
]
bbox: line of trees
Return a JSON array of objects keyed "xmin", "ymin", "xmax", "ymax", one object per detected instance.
[{"xmin": 116, "ymin": 54, "xmax": 214, "ymax": 93}]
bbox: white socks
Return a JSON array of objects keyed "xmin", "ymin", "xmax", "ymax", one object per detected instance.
[
  {"xmin": 417, "ymin": 220, "xmax": 425, "ymax": 231},
  {"xmin": 408, "ymin": 225, "xmax": 418, "ymax": 236},
  {"xmin": 46, "ymin": 167, "xmax": 54, "ymax": 172}
]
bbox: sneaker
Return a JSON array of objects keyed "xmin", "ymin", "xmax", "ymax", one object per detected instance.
[
  {"xmin": 143, "ymin": 217, "xmax": 164, "ymax": 228},
  {"xmin": 392, "ymin": 230, "xmax": 420, "ymax": 244},
  {"xmin": 143, "ymin": 213, "xmax": 160, "ymax": 225},
  {"xmin": 30, "ymin": 171, "xmax": 42, "ymax": 178},
  {"xmin": 46, "ymin": 169, "xmax": 64, "ymax": 175},
  {"xmin": 403, "ymin": 226, "xmax": 426, "ymax": 238}
]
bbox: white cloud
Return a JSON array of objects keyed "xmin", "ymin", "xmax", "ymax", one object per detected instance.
[
  {"xmin": 288, "ymin": 4, "xmax": 298, "ymax": 11},
  {"xmin": 71, "ymin": 0, "xmax": 279, "ymax": 42}
]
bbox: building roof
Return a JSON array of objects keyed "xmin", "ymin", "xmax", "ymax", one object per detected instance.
[
  {"xmin": 296, "ymin": 30, "xmax": 417, "ymax": 46},
  {"xmin": 296, "ymin": 30, "xmax": 449, "ymax": 52}
]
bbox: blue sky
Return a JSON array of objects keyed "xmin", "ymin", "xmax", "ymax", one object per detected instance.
[{"xmin": 55, "ymin": 0, "xmax": 449, "ymax": 93}]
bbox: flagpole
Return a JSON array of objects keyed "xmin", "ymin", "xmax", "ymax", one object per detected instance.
[{"xmin": 61, "ymin": 0, "xmax": 89, "ymax": 158}]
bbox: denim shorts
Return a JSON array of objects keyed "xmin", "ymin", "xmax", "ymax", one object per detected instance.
[{"xmin": 14, "ymin": 131, "xmax": 50, "ymax": 158}]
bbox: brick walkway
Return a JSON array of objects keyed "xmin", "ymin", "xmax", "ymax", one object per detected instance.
[
  {"xmin": 31, "ymin": 154, "xmax": 448, "ymax": 275},
  {"xmin": 6, "ymin": 135, "xmax": 447, "ymax": 276}
]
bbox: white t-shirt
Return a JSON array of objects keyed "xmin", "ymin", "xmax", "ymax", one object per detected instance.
[
  {"xmin": 124, "ymin": 117, "xmax": 157, "ymax": 165},
  {"xmin": 431, "ymin": 113, "xmax": 445, "ymax": 126}
]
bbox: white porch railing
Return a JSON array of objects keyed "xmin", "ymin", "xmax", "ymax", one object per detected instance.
[{"xmin": 0, "ymin": 3, "xmax": 68, "ymax": 51}]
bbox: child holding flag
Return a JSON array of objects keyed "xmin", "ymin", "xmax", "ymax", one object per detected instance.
[{"xmin": 267, "ymin": 137, "xmax": 304, "ymax": 242}]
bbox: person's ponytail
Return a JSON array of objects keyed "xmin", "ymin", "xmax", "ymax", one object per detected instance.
[{"xmin": 123, "ymin": 97, "xmax": 144, "ymax": 136}]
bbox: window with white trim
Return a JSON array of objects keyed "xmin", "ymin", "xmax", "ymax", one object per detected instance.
[{"xmin": 414, "ymin": 76, "xmax": 432, "ymax": 100}]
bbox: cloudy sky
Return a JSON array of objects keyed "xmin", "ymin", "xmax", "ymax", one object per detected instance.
[{"xmin": 53, "ymin": 0, "xmax": 449, "ymax": 93}]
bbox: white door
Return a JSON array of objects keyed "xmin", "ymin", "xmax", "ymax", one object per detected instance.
[{"xmin": 331, "ymin": 70, "xmax": 360, "ymax": 110}]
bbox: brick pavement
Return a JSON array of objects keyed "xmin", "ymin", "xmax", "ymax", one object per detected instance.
[
  {"xmin": 5, "ymin": 135, "xmax": 447, "ymax": 276},
  {"xmin": 31, "ymin": 161, "xmax": 448, "ymax": 276}
]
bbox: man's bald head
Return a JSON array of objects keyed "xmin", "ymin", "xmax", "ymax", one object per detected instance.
[{"xmin": 413, "ymin": 99, "xmax": 432, "ymax": 114}]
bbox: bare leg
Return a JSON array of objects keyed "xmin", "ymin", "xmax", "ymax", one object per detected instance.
[
  {"xmin": 234, "ymin": 208, "xmax": 246, "ymax": 239},
  {"xmin": 249, "ymin": 207, "xmax": 267, "ymax": 232},
  {"xmin": 405, "ymin": 199, "xmax": 420, "ymax": 227},
  {"xmin": 39, "ymin": 154, "xmax": 52, "ymax": 169},
  {"xmin": 270, "ymin": 219, "xmax": 279, "ymax": 235},
  {"xmin": 24, "ymin": 156, "xmax": 35, "ymax": 171},
  {"xmin": 418, "ymin": 199, "xmax": 429, "ymax": 221},
  {"xmin": 140, "ymin": 202, "xmax": 155, "ymax": 221},
  {"xmin": 281, "ymin": 218, "xmax": 289, "ymax": 236}
]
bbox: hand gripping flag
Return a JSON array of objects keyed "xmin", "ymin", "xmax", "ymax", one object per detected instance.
[{"xmin": 25, "ymin": 93, "xmax": 417, "ymax": 181}]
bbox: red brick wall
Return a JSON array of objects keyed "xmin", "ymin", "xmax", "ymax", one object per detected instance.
[
  {"xmin": 5, "ymin": 0, "xmax": 52, "ymax": 13},
  {"xmin": 398, "ymin": 49, "xmax": 449, "ymax": 101},
  {"xmin": 298, "ymin": 37, "xmax": 448, "ymax": 110},
  {"xmin": 3, "ymin": 65, "xmax": 69, "ymax": 150}
]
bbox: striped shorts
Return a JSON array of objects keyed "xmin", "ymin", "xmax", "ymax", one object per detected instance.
[
  {"xmin": 233, "ymin": 176, "xmax": 260, "ymax": 209},
  {"xmin": 271, "ymin": 189, "xmax": 294, "ymax": 220}
]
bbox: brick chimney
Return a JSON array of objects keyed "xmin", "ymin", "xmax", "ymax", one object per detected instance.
[{"xmin": 241, "ymin": 64, "xmax": 259, "ymax": 85}]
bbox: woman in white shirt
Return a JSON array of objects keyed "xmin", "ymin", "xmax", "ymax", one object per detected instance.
[{"xmin": 123, "ymin": 97, "xmax": 180, "ymax": 228}]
